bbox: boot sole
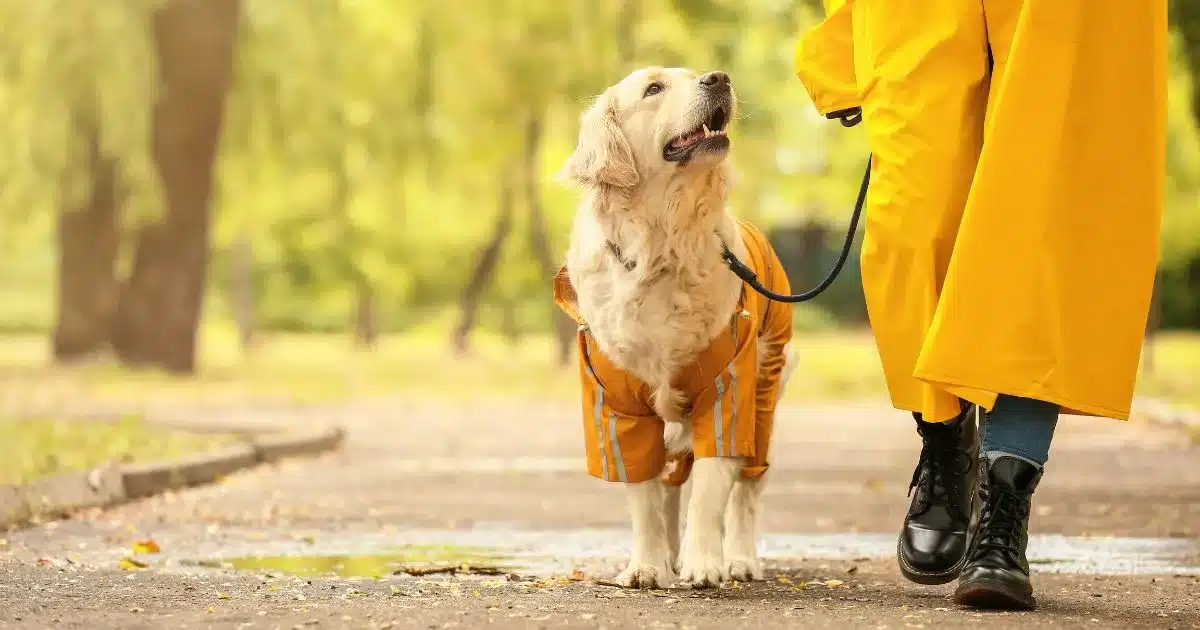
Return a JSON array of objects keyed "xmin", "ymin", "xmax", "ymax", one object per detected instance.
[
  {"xmin": 954, "ymin": 579, "xmax": 1036, "ymax": 610},
  {"xmin": 896, "ymin": 536, "xmax": 967, "ymax": 586}
]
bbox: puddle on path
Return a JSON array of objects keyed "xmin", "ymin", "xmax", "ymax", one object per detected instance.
[
  {"xmin": 182, "ymin": 544, "xmax": 527, "ymax": 579},
  {"xmin": 179, "ymin": 528, "xmax": 1200, "ymax": 579}
]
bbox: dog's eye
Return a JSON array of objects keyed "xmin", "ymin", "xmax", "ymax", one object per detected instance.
[{"xmin": 643, "ymin": 82, "xmax": 664, "ymax": 98}]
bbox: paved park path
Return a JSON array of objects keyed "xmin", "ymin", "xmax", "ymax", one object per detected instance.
[{"xmin": 2, "ymin": 397, "xmax": 1199, "ymax": 629}]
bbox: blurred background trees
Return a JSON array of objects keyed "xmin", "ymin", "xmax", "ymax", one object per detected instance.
[{"xmin": 0, "ymin": 0, "xmax": 1196, "ymax": 374}]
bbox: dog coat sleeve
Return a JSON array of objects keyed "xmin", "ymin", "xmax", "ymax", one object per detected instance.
[{"xmin": 733, "ymin": 219, "xmax": 794, "ymax": 480}]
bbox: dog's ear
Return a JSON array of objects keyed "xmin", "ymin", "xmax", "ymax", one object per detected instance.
[{"xmin": 560, "ymin": 92, "xmax": 639, "ymax": 189}]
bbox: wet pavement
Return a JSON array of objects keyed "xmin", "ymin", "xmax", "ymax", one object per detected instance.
[
  {"xmin": 1, "ymin": 397, "xmax": 1199, "ymax": 629},
  {"xmin": 15, "ymin": 524, "xmax": 1199, "ymax": 580}
]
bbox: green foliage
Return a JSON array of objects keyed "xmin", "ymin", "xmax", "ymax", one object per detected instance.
[
  {"xmin": 0, "ymin": 1, "xmax": 1198, "ymax": 335},
  {"xmin": 0, "ymin": 1, "xmax": 162, "ymax": 228},
  {"xmin": 208, "ymin": 0, "xmax": 859, "ymax": 335}
]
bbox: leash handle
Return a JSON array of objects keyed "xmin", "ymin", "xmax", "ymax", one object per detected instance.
[{"xmin": 722, "ymin": 154, "xmax": 872, "ymax": 304}]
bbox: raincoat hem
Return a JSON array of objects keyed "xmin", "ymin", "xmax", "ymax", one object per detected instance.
[{"xmin": 913, "ymin": 370, "xmax": 1130, "ymax": 421}]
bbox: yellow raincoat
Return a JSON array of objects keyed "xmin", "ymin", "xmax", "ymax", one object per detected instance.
[
  {"xmin": 553, "ymin": 219, "xmax": 793, "ymax": 485},
  {"xmin": 795, "ymin": 0, "xmax": 1167, "ymax": 422}
]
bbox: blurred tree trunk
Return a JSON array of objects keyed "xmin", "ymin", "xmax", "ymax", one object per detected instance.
[
  {"xmin": 230, "ymin": 231, "xmax": 257, "ymax": 352},
  {"xmin": 353, "ymin": 282, "xmax": 378, "ymax": 348},
  {"xmin": 111, "ymin": 0, "xmax": 241, "ymax": 373},
  {"xmin": 523, "ymin": 111, "xmax": 574, "ymax": 366},
  {"xmin": 616, "ymin": 0, "xmax": 639, "ymax": 63},
  {"xmin": 1172, "ymin": 0, "xmax": 1200, "ymax": 126},
  {"xmin": 53, "ymin": 127, "xmax": 120, "ymax": 362},
  {"xmin": 500, "ymin": 296, "xmax": 520, "ymax": 346},
  {"xmin": 452, "ymin": 166, "xmax": 516, "ymax": 355},
  {"xmin": 415, "ymin": 10, "xmax": 438, "ymax": 188},
  {"xmin": 797, "ymin": 218, "xmax": 829, "ymax": 289}
]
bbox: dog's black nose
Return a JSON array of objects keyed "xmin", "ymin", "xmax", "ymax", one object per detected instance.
[{"xmin": 699, "ymin": 71, "xmax": 730, "ymax": 88}]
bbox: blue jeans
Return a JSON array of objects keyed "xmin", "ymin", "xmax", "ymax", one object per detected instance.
[{"xmin": 979, "ymin": 395, "xmax": 1060, "ymax": 465}]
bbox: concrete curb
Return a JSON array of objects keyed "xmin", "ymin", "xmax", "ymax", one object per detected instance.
[
  {"xmin": 120, "ymin": 443, "xmax": 260, "ymax": 500},
  {"xmin": 0, "ymin": 424, "xmax": 344, "ymax": 531},
  {"xmin": 255, "ymin": 426, "xmax": 346, "ymax": 462}
]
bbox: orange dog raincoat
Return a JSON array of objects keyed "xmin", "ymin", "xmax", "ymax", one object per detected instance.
[{"xmin": 553, "ymin": 219, "xmax": 793, "ymax": 486}]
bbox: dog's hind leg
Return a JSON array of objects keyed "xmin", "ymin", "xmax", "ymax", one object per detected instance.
[
  {"xmin": 677, "ymin": 457, "xmax": 740, "ymax": 587},
  {"xmin": 615, "ymin": 479, "xmax": 676, "ymax": 589},
  {"xmin": 724, "ymin": 473, "xmax": 765, "ymax": 581}
]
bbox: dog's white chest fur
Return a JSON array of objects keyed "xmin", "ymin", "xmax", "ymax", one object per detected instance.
[{"xmin": 566, "ymin": 203, "xmax": 744, "ymax": 424}]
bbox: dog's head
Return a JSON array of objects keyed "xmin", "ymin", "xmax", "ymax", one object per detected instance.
[{"xmin": 561, "ymin": 67, "xmax": 737, "ymax": 189}]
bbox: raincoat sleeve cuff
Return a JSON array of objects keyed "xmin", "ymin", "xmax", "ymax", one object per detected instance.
[{"xmin": 793, "ymin": 0, "xmax": 862, "ymax": 119}]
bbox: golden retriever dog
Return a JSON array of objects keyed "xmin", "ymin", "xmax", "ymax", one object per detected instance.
[{"xmin": 554, "ymin": 67, "xmax": 796, "ymax": 588}]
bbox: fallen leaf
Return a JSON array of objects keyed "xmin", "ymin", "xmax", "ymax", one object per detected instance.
[
  {"xmin": 119, "ymin": 557, "xmax": 149, "ymax": 571},
  {"xmin": 823, "ymin": 580, "xmax": 845, "ymax": 588},
  {"xmin": 569, "ymin": 569, "xmax": 586, "ymax": 582},
  {"xmin": 0, "ymin": 539, "xmax": 8, "ymax": 547},
  {"xmin": 132, "ymin": 540, "xmax": 160, "ymax": 555},
  {"xmin": 217, "ymin": 592, "xmax": 230, "ymax": 600}
]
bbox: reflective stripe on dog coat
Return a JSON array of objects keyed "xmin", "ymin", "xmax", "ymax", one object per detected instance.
[{"xmin": 553, "ymin": 218, "xmax": 793, "ymax": 486}]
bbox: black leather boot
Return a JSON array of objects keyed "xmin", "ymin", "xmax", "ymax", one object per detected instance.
[
  {"xmin": 954, "ymin": 455, "xmax": 1043, "ymax": 610},
  {"xmin": 897, "ymin": 405, "xmax": 979, "ymax": 585}
]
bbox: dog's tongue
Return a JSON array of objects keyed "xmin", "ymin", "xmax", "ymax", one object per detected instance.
[{"xmin": 672, "ymin": 130, "xmax": 704, "ymax": 150}]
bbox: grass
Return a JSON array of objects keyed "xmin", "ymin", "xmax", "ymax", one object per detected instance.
[
  {"xmin": 0, "ymin": 327, "xmax": 888, "ymax": 407},
  {"xmin": 0, "ymin": 327, "xmax": 1196, "ymax": 483},
  {"xmin": 0, "ymin": 326, "xmax": 1195, "ymax": 412},
  {"xmin": 1132, "ymin": 331, "xmax": 1200, "ymax": 410},
  {"xmin": 0, "ymin": 415, "xmax": 238, "ymax": 485}
]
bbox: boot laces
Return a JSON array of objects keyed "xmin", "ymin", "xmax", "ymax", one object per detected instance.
[
  {"xmin": 908, "ymin": 420, "xmax": 972, "ymax": 519},
  {"xmin": 972, "ymin": 483, "xmax": 1031, "ymax": 564}
]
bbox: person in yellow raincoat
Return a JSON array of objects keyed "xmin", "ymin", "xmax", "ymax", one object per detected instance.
[{"xmin": 794, "ymin": 0, "xmax": 1167, "ymax": 610}]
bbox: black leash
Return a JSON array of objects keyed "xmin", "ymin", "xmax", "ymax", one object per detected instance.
[{"xmin": 721, "ymin": 108, "xmax": 870, "ymax": 304}]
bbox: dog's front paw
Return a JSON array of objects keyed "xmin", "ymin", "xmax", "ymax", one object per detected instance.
[
  {"xmin": 615, "ymin": 562, "xmax": 676, "ymax": 589},
  {"xmin": 677, "ymin": 548, "xmax": 728, "ymax": 588},
  {"xmin": 727, "ymin": 557, "xmax": 764, "ymax": 582}
]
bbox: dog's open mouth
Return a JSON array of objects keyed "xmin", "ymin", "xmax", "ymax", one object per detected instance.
[{"xmin": 663, "ymin": 105, "xmax": 731, "ymax": 163}]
